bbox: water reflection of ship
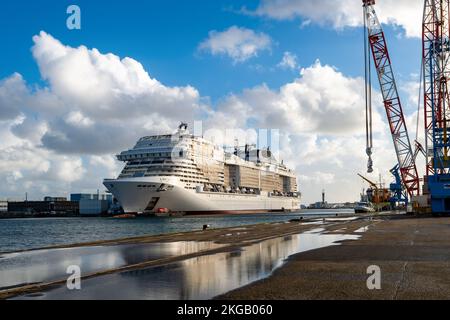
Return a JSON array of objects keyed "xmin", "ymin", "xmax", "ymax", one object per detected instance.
[
  {"xmin": 118, "ymin": 241, "xmax": 223, "ymax": 265},
  {"xmin": 116, "ymin": 236, "xmax": 301, "ymax": 300},
  {"xmin": 179, "ymin": 237, "xmax": 301, "ymax": 299}
]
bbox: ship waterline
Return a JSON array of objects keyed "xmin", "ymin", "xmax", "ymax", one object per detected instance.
[
  {"xmin": 104, "ymin": 176, "xmax": 300, "ymax": 214},
  {"xmin": 104, "ymin": 124, "xmax": 301, "ymax": 215}
]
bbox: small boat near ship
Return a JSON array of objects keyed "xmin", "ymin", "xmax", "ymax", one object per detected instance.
[
  {"xmin": 112, "ymin": 214, "xmax": 136, "ymax": 219},
  {"xmin": 354, "ymin": 202, "xmax": 376, "ymax": 214}
]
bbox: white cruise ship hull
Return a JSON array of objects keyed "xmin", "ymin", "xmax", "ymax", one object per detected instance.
[{"xmin": 104, "ymin": 177, "xmax": 301, "ymax": 215}]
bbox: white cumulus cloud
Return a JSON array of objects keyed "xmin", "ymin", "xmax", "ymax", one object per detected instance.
[
  {"xmin": 278, "ymin": 51, "xmax": 298, "ymax": 70},
  {"xmin": 214, "ymin": 60, "xmax": 387, "ymax": 136},
  {"xmin": 28, "ymin": 31, "xmax": 208, "ymax": 155},
  {"xmin": 199, "ymin": 26, "xmax": 272, "ymax": 63},
  {"xmin": 0, "ymin": 31, "xmax": 209, "ymax": 200},
  {"xmin": 210, "ymin": 61, "xmax": 401, "ymax": 203},
  {"xmin": 248, "ymin": 0, "xmax": 423, "ymax": 38}
]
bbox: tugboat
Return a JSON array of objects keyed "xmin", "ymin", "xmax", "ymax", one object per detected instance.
[{"xmin": 354, "ymin": 202, "xmax": 376, "ymax": 214}]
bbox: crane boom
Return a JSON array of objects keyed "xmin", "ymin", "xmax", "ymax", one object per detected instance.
[
  {"xmin": 363, "ymin": 0, "xmax": 420, "ymax": 197},
  {"xmin": 357, "ymin": 173, "xmax": 378, "ymax": 189}
]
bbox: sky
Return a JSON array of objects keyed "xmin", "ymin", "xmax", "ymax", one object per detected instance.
[{"xmin": 0, "ymin": 0, "xmax": 426, "ymax": 204}]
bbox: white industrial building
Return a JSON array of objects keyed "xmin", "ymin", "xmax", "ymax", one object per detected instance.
[
  {"xmin": 0, "ymin": 201, "xmax": 7, "ymax": 212},
  {"xmin": 79, "ymin": 199, "xmax": 110, "ymax": 216},
  {"xmin": 71, "ymin": 193, "xmax": 113, "ymax": 216}
]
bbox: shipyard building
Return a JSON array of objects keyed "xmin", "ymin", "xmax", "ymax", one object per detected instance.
[
  {"xmin": 2, "ymin": 193, "xmax": 116, "ymax": 218},
  {"xmin": 71, "ymin": 193, "xmax": 114, "ymax": 216},
  {"xmin": 7, "ymin": 197, "xmax": 79, "ymax": 216},
  {"xmin": 0, "ymin": 201, "xmax": 7, "ymax": 212}
]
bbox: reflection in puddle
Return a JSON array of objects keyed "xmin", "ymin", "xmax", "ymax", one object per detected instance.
[
  {"xmin": 354, "ymin": 226, "xmax": 369, "ymax": 233},
  {"xmin": 0, "ymin": 242, "xmax": 222, "ymax": 290},
  {"xmin": 325, "ymin": 217, "xmax": 359, "ymax": 222},
  {"xmin": 301, "ymin": 221, "xmax": 324, "ymax": 226},
  {"xmin": 15, "ymin": 232, "xmax": 359, "ymax": 300},
  {"xmin": 304, "ymin": 228, "xmax": 326, "ymax": 234}
]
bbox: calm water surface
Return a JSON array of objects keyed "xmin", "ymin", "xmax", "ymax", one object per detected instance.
[{"xmin": 0, "ymin": 209, "xmax": 354, "ymax": 253}]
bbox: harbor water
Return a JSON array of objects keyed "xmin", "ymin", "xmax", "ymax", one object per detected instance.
[{"xmin": 0, "ymin": 210, "xmax": 353, "ymax": 253}]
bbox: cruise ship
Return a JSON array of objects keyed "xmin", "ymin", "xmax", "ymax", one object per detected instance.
[{"xmin": 103, "ymin": 124, "xmax": 301, "ymax": 215}]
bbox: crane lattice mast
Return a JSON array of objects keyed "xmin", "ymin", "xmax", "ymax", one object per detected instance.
[
  {"xmin": 362, "ymin": 0, "xmax": 420, "ymax": 197},
  {"xmin": 423, "ymin": 0, "xmax": 450, "ymax": 175}
]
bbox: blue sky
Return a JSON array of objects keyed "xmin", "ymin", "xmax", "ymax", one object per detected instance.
[
  {"xmin": 0, "ymin": 0, "xmax": 421, "ymax": 102},
  {"xmin": 0, "ymin": 0, "xmax": 426, "ymax": 203}
]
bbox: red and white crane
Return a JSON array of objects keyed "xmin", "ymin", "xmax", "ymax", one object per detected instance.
[{"xmin": 362, "ymin": 0, "xmax": 420, "ymax": 197}]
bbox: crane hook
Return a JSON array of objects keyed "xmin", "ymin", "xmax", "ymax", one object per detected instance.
[{"xmin": 366, "ymin": 147, "xmax": 373, "ymax": 173}]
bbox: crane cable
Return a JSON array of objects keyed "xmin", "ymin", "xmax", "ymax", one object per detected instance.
[
  {"xmin": 416, "ymin": 57, "xmax": 424, "ymax": 143},
  {"xmin": 364, "ymin": 8, "xmax": 374, "ymax": 173}
]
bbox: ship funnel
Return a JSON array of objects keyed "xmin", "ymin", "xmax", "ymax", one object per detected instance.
[{"xmin": 245, "ymin": 144, "xmax": 250, "ymax": 161}]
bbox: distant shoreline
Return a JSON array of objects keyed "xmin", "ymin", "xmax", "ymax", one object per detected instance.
[
  {"xmin": 0, "ymin": 213, "xmax": 82, "ymax": 220},
  {"xmin": 0, "ymin": 208, "xmax": 355, "ymax": 220}
]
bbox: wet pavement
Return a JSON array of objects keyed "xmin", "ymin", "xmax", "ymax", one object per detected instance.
[
  {"xmin": 13, "ymin": 229, "xmax": 359, "ymax": 300},
  {"xmin": 220, "ymin": 216, "xmax": 450, "ymax": 300},
  {"xmin": 0, "ymin": 241, "xmax": 223, "ymax": 290}
]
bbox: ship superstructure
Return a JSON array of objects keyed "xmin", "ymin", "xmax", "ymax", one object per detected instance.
[{"xmin": 104, "ymin": 124, "xmax": 301, "ymax": 215}]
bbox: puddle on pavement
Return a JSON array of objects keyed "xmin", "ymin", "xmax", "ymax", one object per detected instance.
[
  {"xmin": 14, "ymin": 231, "xmax": 359, "ymax": 300},
  {"xmin": 0, "ymin": 241, "xmax": 223, "ymax": 290},
  {"xmin": 301, "ymin": 221, "xmax": 324, "ymax": 226},
  {"xmin": 304, "ymin": 228, "xmax": 326, "ymax": 234},
  {"xmin": 324, "ymin": 217, "xmax": 359, "ymax": 222},
  {"xmin": 354, "ymin": 226, "xmax": 370, "ymax": 233}
]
